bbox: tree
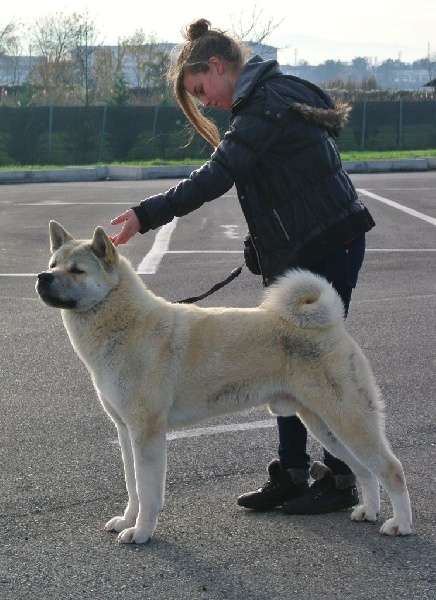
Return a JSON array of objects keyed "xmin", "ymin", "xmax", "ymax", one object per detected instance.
[
  {"xmin": 142, "ymin": 42, "xmax": 171, "ymax": 104},
  {"xmin": 230, "ymin": 5, "xmax": 284, "ymax": 45},
  {"xmin": 0, "ymin": 19, "xmax": 19, "ymax": 53},
  {"xmin": 0, "ymin": 20, "xmax": 24, "ymax": 92},
  {"xmin": 361, "ymin": 76, "xmax": 379, "ymax": 91},
  {"xmin": 120, "ymin": 29, "xmax": 170, "ymax": 105},
  {"xmin": 423, "ymin": 53, "xmax": 436, "ymax": 84},
  {"xmin": 351, "ymin": 57, "xmax": 369, "ymax": 81},
  {"xmin": 315, "ymin": 60, "xmax": 348, "ymax": 85},
  {"xmin": 28, "ymin": 11, "xmax": 99, "ymax": 105},
  {"xmin": 73, "ymin": 12, "xmax": 100, "ymax": 106},
  {"xmin": 109, "ymin": 73, "xmax": 129, "ymax": 106},
  {"xmin": 121, "ymin": 28, "xmax": 151, "ymax": 102},
  {"xmin": 92, "ymin": 46, "xmax": 119, "ymax": 104},
  {"xmin": 99, "ymin": 42, "xmax": 129, "ymax": 106}
]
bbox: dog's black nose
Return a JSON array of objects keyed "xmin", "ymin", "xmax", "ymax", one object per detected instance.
[{"xmin": 37, "ymin": 271, "xmax": 54, "ymax": 283}]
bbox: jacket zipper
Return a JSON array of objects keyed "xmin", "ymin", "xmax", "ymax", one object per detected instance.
[
  {"xmin": 327, "ymin": 136, "xmax": 341, "ymax": 163},
  {"xmin": 273, "ymin": 208, "xmax": 291, "ymax": 242}
]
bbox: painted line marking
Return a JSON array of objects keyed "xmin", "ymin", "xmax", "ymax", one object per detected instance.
[
  {"xmin": 221, "ymin": 224, "xmax": 241, "ymax": 239},
  {"xmin": 357, "ymin": 189, "xmax": 436, "ymax": 226},
  {"xmin": 2, "ymin": 249, "xmax": 436, "ymax": 278},
  {"xmin": 0, "ymin": 202, "xmax": 133, "ymax": 206},
  {"xmin": 365, "ymin": 249, "xmax": 436, "ymax": 252},
  {"xmin": 166, "ymin": 250, "xmax": 242, "ymax": 254},
  {"xmin": 108, "ymin": 419, "xmax": 276, "ymax": 445},
  {"xmin": 167, "ymin": 419, "xmax": 275, "ymax": 440},
  {"xmin": 136, "ymin": 191, "xmax": 435, "ymax": 276},
  {"xmin": 136, "ymin": 219, "xmax": 179, "ymax": 274}
]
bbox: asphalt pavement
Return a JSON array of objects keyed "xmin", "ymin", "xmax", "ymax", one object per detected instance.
[{"xmin": 0, "ymin": 169, "xmax": 435, "ymax": 599}]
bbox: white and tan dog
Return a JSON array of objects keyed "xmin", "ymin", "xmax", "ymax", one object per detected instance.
[{"xmin": 36, "ymin": 221, "xmax": 412, "ymax": 544}]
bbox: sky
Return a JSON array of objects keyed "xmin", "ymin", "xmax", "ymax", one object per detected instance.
[{"xmin": 2, "ymin": 0, "xmax": 435, "ymax": 65}]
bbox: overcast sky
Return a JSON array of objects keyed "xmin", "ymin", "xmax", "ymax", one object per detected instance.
[{"xmin": 2, "ymin": 0, "xmax": 435, "ymax": 65}]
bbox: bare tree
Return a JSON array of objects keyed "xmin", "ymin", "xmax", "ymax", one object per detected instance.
[
  {"xmin": 0, "ymin": 19, "xmax": 20, "ymax": 52},
  {"xmin": 121, "ymin": 29, "xmax": 170, "ymax": 105},
  {"xmin": 29, "ymin": 11, "xmax": 98, "ymax": 104},
  {"xmin": 0, "ymin": 20, "xmax": 23, "ymax": 92},
  {"xmin": 426, "ymin": 52, "xmax": 436, "ymax": 85},
  {"xmin": 142, "ymin": 42, "xmax": 171, "ymax": 104},
  {"xmin": 73, "ymin": 12, "xmax": 101, "ymax": 105},
  {"xmin": 230, "ymin": 5, "xmax": 284, "ymax": 45},
  {"xmin": 92, "ymin": 46, "xmax": 118, "ymax": 103},
  {"xmin": 93, "ymin": 42, "xmax": 128, "ymax": 105},
  {"xmin": 122, "ymin": 30, "xmax": 148, "ymax": 87}
]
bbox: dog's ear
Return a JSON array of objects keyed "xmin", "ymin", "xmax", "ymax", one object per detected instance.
[
  {"xmin": 49, "ymin": 220, "xmax": 74, "ymax": 253},
  {"xmin": 91, "ymin": 226, "xmax": 117, "ymax": 266}
]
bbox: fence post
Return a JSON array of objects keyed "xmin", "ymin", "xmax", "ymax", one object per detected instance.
[
  {"xmin": 434, "ymin": 100, "xmax": 436, "ymax": 147},
  {"xmin": 361, "ymin": 100, "xmax": 366, "ymax": 151},
  {"xmin": 149, "ymin": 104, "xmax": 159, "ymax": 159},
  {"xmin": 398, "ymin": 100, "xmax": 403, "ymax": 150},
  {"xmin": 98, "ymin": 105, "xmax": 107, "ymax": 163},
  {"xmin": 48, "ymin": 105, "xmax": 53, "ymax": 164}
]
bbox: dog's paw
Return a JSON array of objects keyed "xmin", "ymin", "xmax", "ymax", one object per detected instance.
[
  {"xmin": 104, "ymin": 515, "xmax": 136, "ymax": 533},
  {"xmin": 351, "ymin": 504, "xmax": 378, "ymax": 523},
  {"xmin": 117, "ymin": 526, "xmax": 153, "ymax": 544},
  {"xmin": 380, "ymin": 518, "xmax": 412, "ymax": 536}
]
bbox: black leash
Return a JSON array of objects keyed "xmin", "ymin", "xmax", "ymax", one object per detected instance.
[{"xmin": 176, "ymin": 263, "xmax": 244, "ymax": 304}]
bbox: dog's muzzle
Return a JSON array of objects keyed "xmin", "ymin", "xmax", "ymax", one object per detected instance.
[{"xmin": 36, "ymin": 271, "xmax": 76, "ymax": 309}]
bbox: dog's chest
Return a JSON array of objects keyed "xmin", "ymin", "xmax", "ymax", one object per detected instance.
[{"xmin": 92, "ymin": 371, "xmax": 127, "ymax": 414}]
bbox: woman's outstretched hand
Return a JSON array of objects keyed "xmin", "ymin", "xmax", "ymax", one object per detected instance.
[{"xmin": 109, "ymin": 209, "xmax": 140, "ymax": 246}]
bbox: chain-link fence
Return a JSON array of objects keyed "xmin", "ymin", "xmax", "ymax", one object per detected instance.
[{"xmin": 1, "ymin": 101, "xmax": 435, "ymax": 166}]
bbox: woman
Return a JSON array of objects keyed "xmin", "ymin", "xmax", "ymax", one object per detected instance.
[{"xmin": 110, "ymin": 18, "xmax": 375, "ymax": 515}]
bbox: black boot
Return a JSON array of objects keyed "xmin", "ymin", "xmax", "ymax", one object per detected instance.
[
  {"xmin": 282, "ymin": 461, "xmax": 359, "ymax": 515},
  {"xmin": 237, "ymin": 459, "xmax": 309, "ymax": 511}
]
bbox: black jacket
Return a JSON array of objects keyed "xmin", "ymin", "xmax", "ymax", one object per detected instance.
[{"xmin": 133, "ymin": 56, "xmax": 374, "ymax": 285}]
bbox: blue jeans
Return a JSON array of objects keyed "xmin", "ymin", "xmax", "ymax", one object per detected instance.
[{"xmin": 277, "ymin": 235, "xmax": 366, "ymax": 475}]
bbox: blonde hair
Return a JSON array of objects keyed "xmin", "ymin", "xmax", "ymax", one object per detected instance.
[{"xmin": 168, "ymin": 18, "xmax": 248, "ymax": 147}]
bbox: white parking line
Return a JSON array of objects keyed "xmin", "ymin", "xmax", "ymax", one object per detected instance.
[
  {"xmin": 1, "ymin": 249, "xmax": 436, "ymax": 278},
  {"xmin": 166, "ymin": 250, "xmax": 242, "ymax": 253},
  {"xmin": 136, "ymin": 190, "xmax": 436, "ymax": 276},
  {"xmin": 3, "ymin": 189, "xmax": 436, "ymax": 278},
  {"xmin": 358, "ymin": 189, "xmax": 436, "ymax": 226},
  {"xmin": 136, "ymin": 218, "xmax": 179, "ymax": 274},
  {"xmin": 108, "ymin": 418, "xmax": 276, "ymax": 445},
  {"xmin": 0, "ymin": 202, "xmax": 132, "ymax": 206},
  {"xmin": 167, "ymin": 418, "xmax": 276, "ymax": 440}
]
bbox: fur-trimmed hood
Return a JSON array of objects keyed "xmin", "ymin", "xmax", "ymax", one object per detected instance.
[
  {"xmin": 232, "ymin": 55, "xmax": 351, "ymax": 136},
  {"xmin": 292, "ymin": 101, "xmax": 351, "ymax": 137}
]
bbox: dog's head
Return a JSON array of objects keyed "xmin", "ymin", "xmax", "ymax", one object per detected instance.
[{"xmin": 36, "ymin": 221, "xmax": 119, "ymax": 311}]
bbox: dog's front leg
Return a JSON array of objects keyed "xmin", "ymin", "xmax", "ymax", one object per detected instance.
[
  {"xmin": 117, "ymin": 423, "xmax": 167, "ymax": 544},
  {"xmin": 105, "ymin": 420, "xmax": 139, "ymax": 533}
]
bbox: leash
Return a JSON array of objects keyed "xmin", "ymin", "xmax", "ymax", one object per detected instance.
[{"xmin": 176, "ymin": 263, "xmax": 245, "ymax": 304}]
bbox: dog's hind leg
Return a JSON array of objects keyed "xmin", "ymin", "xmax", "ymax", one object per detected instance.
[
  {"xmin": 347, "ymin": 441, "xmax": 411, "ymax": 536},
  {"xmin": 298, "ymin": 406, "xmax": 381, "ymax": 522},
  {"xmin": 351, "ymin": 451, "xmax": 411, "ymax": 536},
  {"xmin": 299, "ymin": 407, "xmax": 412, "ymax": 536}
]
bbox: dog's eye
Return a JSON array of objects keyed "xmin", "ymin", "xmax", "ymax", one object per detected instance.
[{"xmin": 70, "ymin": 266, "xmax": 85, "ymax": 275}]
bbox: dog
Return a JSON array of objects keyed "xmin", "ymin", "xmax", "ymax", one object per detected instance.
[{"xmin": 35, "ymin": 221, "xmax": 412, "ymax": 544}]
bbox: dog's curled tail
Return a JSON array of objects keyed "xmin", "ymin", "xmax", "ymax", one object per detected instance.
[{"xmin": 262, "ymin": 269, "xmax": 344, "ymax": 329}]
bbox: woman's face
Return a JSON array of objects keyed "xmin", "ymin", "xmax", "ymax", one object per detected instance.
[{"xmin": 183, "ymin": 57, "xmax": 238, "ymax": 110}]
